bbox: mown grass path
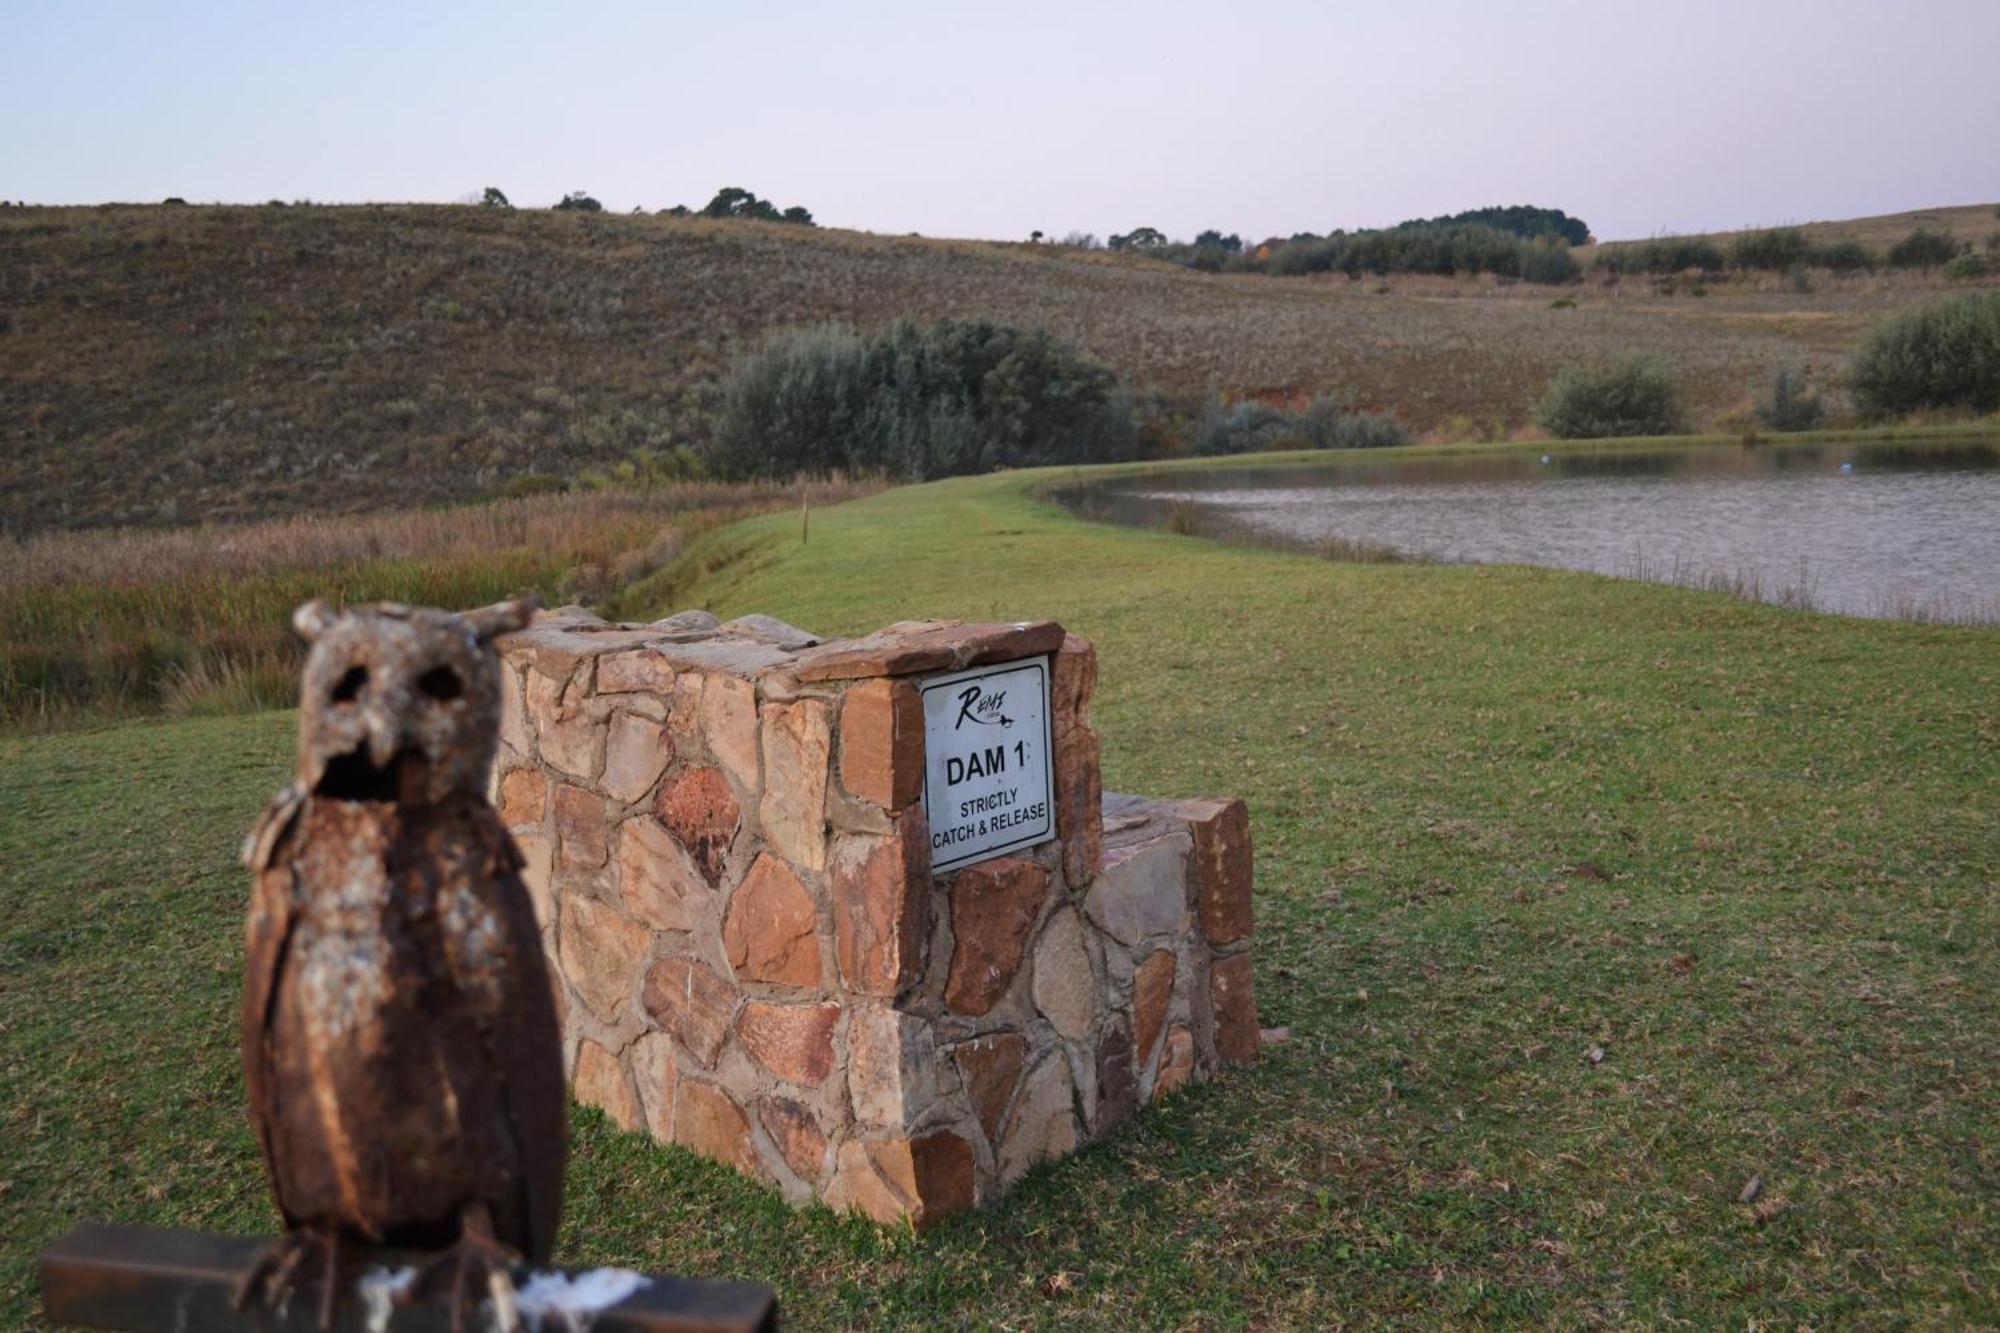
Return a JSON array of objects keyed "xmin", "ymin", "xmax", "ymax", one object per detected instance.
[{"xmin": 4, "ymin": 470, "xmax": 1995, "ymax": 1327}]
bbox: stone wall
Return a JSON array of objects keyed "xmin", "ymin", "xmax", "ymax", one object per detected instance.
[{"xmin": 494, "ymin": 608, "xmax": 1258, "ymax": 1225}]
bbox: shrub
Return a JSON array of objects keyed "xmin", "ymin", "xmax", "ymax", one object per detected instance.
[
  {"xmin": 1730, "ymin": 227, "xmax": 1810, "ymax": 271},
  {"xmin": 1886, "ymin": 228, "xmax": 1964, "ymax": 269},
  {"xmin": 713, "ymin": 320, "xmax": 1132, "ymax": 480},
  {"xmin": 1193, "ymin": 395, "xmax": 1408, "ymax": 454},
  {"xmin": 1535, "ymin": 355, "xmax": 1687, "ymax": 438},
  {"xmin": 480, "ymin": 187, "xmax": 511, "ymax": 209},
  {"xmin": 1848, "ymin": 292, "xmax": 2000, "ymax": 418},
  {"xmin": 1194, "ymin": 400, "xmax": 1297, "ymax": 455},
  {"xmin": 1808, "ymin": 239, "xmax": 1876, "ymax": 273},
  {"xmin": 1757, "ymin": 365, "xmax": 1825, "ymax": 432},
  {"xmin": 554, "ymin": 192, "xmax": 603, "ymax": 212},
  {"xmin": 1593, "ymin": 236, "xmax": 1726, "ymax": 275},
  {"xmin": 1942, "ymin": 253, "xmax": 1990, "ymax": 281},
  {"xmin": 1518, "ymin": 237, "xmax": 1579, "ymax": 284}
]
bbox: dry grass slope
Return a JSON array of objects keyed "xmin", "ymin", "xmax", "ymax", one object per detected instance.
[{"xmin": 4, "ymin": 202, "xmax": 1995, "ymax": 532}]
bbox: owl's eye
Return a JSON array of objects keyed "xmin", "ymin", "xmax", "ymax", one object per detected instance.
[
  {"xmin": 418, "ymin": 665, "xmax": 464, "ymax": 701},
  {"xmin": 331, "ymin": 666, "xmax": 367, "ymax": 703}
]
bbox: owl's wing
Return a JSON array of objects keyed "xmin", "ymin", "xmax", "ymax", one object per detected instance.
[
  {"xmin": 242, "ymin": 782, "xmax": 308, "ymax": 874},
  {"xmin": 241, "ymin": 784, "xmax": 308, "ymax": 1222},
  {"xmin": 471, "ymin": 814, "xmax": 568, "ymax": 1262}
]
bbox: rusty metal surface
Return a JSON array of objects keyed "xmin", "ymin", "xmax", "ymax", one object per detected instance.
[{"xmin": 40, "ymin": 1224, "xmax": 778, "ymax": 1333}]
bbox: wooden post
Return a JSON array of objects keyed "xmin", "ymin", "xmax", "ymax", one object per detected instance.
[{"xmin": 40, "ymin": 1223, "xmax": 777, "ymax": 1332}]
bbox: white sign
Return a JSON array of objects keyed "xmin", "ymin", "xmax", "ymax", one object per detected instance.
[{"xmin": 919, "ymin": 657, "xmax": 1055, "ymax": 872}]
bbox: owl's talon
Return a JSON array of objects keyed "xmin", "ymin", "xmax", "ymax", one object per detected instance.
[
  {"xmin": 400, "ymin": 1202, "xmax": 523, "ymax": 1333},
  {"xmin": 234, "ymin": 1224, "xmax": 344, "ymax": 1331}
]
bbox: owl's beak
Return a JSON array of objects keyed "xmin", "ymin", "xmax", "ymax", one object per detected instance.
[{"xmin": 364, "ymin": 706, "xmax": 401, "ymax": 770}]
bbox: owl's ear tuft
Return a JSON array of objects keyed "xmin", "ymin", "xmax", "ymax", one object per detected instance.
[
  {"xmin": 464, "ymin": 596, "xmax": 540, "ymax": 644},
  {"xmin": 292, "ymin": 599, "xmax": 338, "ymax": 642}
]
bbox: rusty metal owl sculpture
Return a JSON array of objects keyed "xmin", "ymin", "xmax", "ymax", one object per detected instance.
[{"xmin": 239, "ymin": 598, "xmax": 564, "ymax": 1330}]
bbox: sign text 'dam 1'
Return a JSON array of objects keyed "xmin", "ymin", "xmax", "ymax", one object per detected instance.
[{"xmin": 919, "ymin": 657, "xmax": 1054, "ymax": 872}]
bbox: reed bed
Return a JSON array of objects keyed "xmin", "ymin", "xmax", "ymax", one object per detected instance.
[{"xmin": 0, "ymin": 480, "xmax": 876, "ymax": 729}]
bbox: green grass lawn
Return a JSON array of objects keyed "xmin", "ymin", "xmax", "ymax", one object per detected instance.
[{"xmin": 4, "ymin": 469, "xmax": 1996, "ymax": 1328}]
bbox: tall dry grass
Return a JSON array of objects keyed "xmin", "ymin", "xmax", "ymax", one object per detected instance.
[{"xmin": 0, "ymin": 480, "xmax": 876, "ymax": 729}]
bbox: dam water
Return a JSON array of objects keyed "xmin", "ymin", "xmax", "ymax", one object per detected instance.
[{"xmin": 1063, "ymin": 438, "xmax": 2000, "ymax": 622}]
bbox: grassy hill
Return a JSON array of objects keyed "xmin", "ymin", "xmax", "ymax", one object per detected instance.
[
  {"xmin": 6, "ymin": 202, "xmax": 1994, "ymax": 533},
  {"xmin": 3, "ymin": 472, "xmax": 1993, "ymax": 1327}
]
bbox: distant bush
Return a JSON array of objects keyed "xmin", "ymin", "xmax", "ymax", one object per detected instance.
[
  {"xmin": 1535, "ymin": 355, "xmax": 1687, "ymax": 438},
  {"xmin": 1109, "ymin": 227, "xmax": 1167, "ymax": 251},
  {"xmin": 1807, "ymin": 239, "xmax": 1876, "ymax": 273},
  {"xmin": 1248, "ymin": 222, "xmax": 1579, "ymax": 283},
  {"xmin": 1397, "ymin": 205, "xmax": 1591, "ymax": 246},
  {"xmin": 554, "ymin": 192, "xmax": 603, "ymax": 212},
  {"xmin": 1848, "ymin": 292, "xmax": 2000, "ymax": 418},
  {"xmin": 1594, "ymin": 236, "xmax": 1726, "ymax": 275},
  {"xmin": 713, "ymin": 320, "xmax": 1132, "ymax": 480},
  {"xmin": 1885, "ymin": 228, "xmax": 1964, "ymax": 269},
  {"xmin": 1756, "ymin": 365, "xmax": 1825, "ymax": 432},
  {"xmin": 1942, "ymin": 253, "xmax": 1990, "ymax": 281},
  {"xmin": 1194, "ymin": 395, "xmax": 1408, "ymax": 455},
  {"xmin": 699, "ymin": 187, "xmax": 814, "ymax": 226},
  {"xmin": 1729, "ymin": 227, "xmax": 1811, "ymax": 271},
  {"xmin": 1518, "ymin": 237, "xmax": 1580, "ymax": 284},
  {"xmin": 481, "ymin": 187, "xmax": 512, "ymax": 209}
]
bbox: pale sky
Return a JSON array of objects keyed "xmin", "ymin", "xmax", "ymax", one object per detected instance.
[{"xmin": 5, "ymin": 0, "xmax": 1997, "ymax": 244}]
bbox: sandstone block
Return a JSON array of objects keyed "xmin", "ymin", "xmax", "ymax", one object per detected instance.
[
  {"xmin": 629, "ymin": 1032, "xmax": 680, "ymax": 1141},
  {"xmin": 530, "ymin": 668, "xmax": 606, "ymax": 781},
  {"xmin": 499, "ymin": 662, "xmax": 531, "ymax": 757},
  {"xmin": 735, "ymin": 1001, "xmax": 840, "ymax": 1086},
  {"xmin": 675, "ymin": 1079, "xmax": 760, "ymax": 1177},
  {"xmin": 498, "ymin": 766, "xmax": 548, "ymax": 830},
  {"xmin": 553, "ymin": 783, "xmax": 608, "ymax": 872},
  {"xmin": 1153, "ymin": 1026, "xmax": 1195, "ymax": 1099},
  {"xmin": 1133, "ymin": 948, "xmax": 1176, "ymax": 1070},
  {"xmin": 601, "ymin": 711, "xmax": 674, "ymax": 804},
  {"xmin": 847, "ymin": 1003, "xmax": 940, "ymax": 1130},
  {"xmin": 667, "ymin": 673, "xmax": 706, "ymax": 756},
  {"xmin": 574, "ymin": 1038, "xmax": 641, "ymax": 1132},
  {"xmin": 831, "ymin": 814, "xmax": 930, "ymax": 997},
  {"xmin": 1053, "ymin": 634, "xmax": 1103, "ymax": 887},
  {"xmin": 1094, "ymin": 1021, "xmax": 1137, "ymax": 1134},
  {"xmin": 513, "ymin": 831, "xmax": 554, "ymax": 930},
  {"xmin": 617, "ymin": 815, "xmax": 703, "ymax": 932},
  {"xmin": 598, "ymin": 647, "xmax": 675, "ymax": 695},
  {"xmin": 824, "ymin": 1132, "xmax": 977, "ymax": 1226},
  {"xmin": 701, "ymin": 674, "xmax": 761, "ymax": 790},
  {"xmin": 558, "ymin": 895, "xmax": 649, "ymax": 1024},
  {"xmin": 1184, "ymin": 797, "xmax": 1253, "ymax": 946},
  {"xmin": 722, "ymin": 853, "xmax": 822, "ymax": 988},
  {"xmin": 1084, "ymin": 830, "xmax": 1192, "ymax": 947},
  {"xmin": 1030, "ymin": 907, "xmax": 1095, "ymax": 1041},
  {"xmin": 944, "ymin": 856, "xmax": 1050, "ymax": 1016},
  {"xmin": 999, "ymin": 1055, "xmax": 1079, "ymax": 1187},
  {"xmin": 653, "ymin": 766, "xmax": 740, "ymax": 885},
  {"xmin": 758, "ymin": 1096, "xmax": 828, "ymax": 1184},
  {"xmin": 953, "ymin": 1031, "xmax": 1026, "ymax": 1147},
  {"xmin": 641, "ymin": 956, "xmax": 739, "ymax": 1069},
  {"xmin": 1210, "ymin": 951, "xmax": 1261, "ymax": 1064},
  {"xmin": 759, "ymin": 699, "xmax": 832, "ymax": 871},
  {"xmin": 838, "ymin": 677, "xmax": 923, "ymax": 811}
]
